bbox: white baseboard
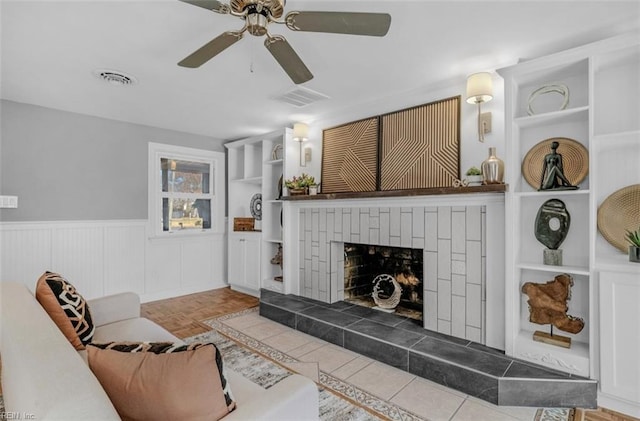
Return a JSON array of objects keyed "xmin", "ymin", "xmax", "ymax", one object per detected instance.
[{"xmin": 597, "ymin": 392, "xmax": 640, "ymax": 419}]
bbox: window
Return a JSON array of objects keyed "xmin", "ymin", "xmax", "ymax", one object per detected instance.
[{"xmin": 149, "ymin": 143, "xmax": 225, "ymax": 236}]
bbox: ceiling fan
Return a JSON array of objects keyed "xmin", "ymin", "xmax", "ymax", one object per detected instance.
[{"xmin": 178, "ymin": 0, "xmax": 391, "ymax": 84}]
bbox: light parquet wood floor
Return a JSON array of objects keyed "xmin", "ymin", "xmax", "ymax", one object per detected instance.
[
  {"xmin": 140, "ymin": 288, "xmax": 638, "ymax": 421},
  {"xmin": 141, "ymin": 286, "xmax": 259, "ymax": 339}
]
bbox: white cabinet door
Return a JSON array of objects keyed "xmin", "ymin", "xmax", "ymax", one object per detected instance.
[
  {"xmin": 227, "ymin": 235, "xmax": 245, "ymax": 287},
  {"xmin": 599, "ymin": 270, "xmax": 640, "ymax": 404},
  {"xmin": 227, "ymin": 233, "xmax": 261, "ymax": 292},
  {"xmin": 244, "ymin": 236, "xmax": 261, "ymax": 290}
]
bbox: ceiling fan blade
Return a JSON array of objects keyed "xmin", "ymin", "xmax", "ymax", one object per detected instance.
[
  {"xmin": 179, "ymin": 0, "xmax": 229, "ymax": 13},
  {"xmin": 264, "ymin": 35, "xmax": 313, "ymax": 84},
  {"xmin": 178, "ymin": 31, "xmax": 243, "ymax": 68},
  {"xmin": 285, "ymin": 11, "xmax": 391, "ymax": 36}
]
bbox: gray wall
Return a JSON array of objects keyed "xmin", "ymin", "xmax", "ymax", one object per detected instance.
[{"xmin": 0, "ymin": 100, "xmax": 225, "ymax": 222}]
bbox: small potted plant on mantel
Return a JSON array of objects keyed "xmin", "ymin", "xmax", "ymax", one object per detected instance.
[
  {"xmin": 285, "ymin": 173, "xmax": 315, "ymax": 196},
  {"xmin": 626, "ymin": 226, "xmax": 640, "ymax": 263},
  {"xmin": 465, "ymin": 167, "xmax": 483, "ymax": 186}
]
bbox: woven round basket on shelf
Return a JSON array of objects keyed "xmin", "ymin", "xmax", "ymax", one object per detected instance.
[
  {"xmin": 597, "ymin": 184, "xmax": 640, "ymax": 252},
  {"xmin": 522, "ymin": 137, "xmax": 589, "ymax": 189},
  {"xmin": 371, "ymin": 274, "xmax": 402, "ymax": 310}
]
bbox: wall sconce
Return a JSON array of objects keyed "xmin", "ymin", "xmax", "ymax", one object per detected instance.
[
  {"xmin": 293, "ymin": 122, "xmax": 311, "ymax": 166},
  {"xmin": 466, "ymin": 72, "xmax": 493, "ymax": 142}
]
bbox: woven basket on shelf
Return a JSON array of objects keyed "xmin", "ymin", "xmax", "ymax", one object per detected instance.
[{"xmin": 597, "ymin": 184, "xmax": 640, "ymax": 252}]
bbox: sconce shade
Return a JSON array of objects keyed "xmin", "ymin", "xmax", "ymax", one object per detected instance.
[
  {"xmin": 466, "ymin": 72, "xmax": 493, "ymax": 104},
  {"xmin": 293, "ymin": 123, "xmax": 309, "ymax": 142}
]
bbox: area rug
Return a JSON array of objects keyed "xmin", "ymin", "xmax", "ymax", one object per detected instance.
[
  {"xmin": 185, "ymin": 327, "xmax": 389, "ymax": 421},
  {"xmin": 198, "ymin": 307, "xmax": 575, "ymax": 421}
]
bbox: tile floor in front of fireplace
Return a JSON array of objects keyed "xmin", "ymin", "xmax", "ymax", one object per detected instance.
[{"xmin": 220, "ymin": 309, "xmax": 541, "ymax": 421}]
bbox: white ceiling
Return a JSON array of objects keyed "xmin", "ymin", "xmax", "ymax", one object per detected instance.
[{"xmin": 1, "ymin": 0, "xmax": 639, "ymax": 141}]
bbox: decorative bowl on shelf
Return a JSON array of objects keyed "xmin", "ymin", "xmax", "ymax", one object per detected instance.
[{"xmin": 522, "ymin": 137, "xmax": 588, "ymax": 189}]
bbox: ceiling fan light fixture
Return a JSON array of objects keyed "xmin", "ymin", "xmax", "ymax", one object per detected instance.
[
  {"xmin": 246, "ymin": 8, "xmax": 269, "ymax": 36},
  {"xmin": 93, "ymin": 69, "xmax": 138, "ymax": 86}
]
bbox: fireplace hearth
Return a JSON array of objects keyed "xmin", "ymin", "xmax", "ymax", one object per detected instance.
[{"xmin": 344, "ymin": 243, "xmax": 423, "ymax": 321}]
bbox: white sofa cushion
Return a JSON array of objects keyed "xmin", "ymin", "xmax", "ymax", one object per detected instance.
[
  {"xmin": 0, "ymin": 282, "xmax": 120, "ymax": 420},
  {"xmin": 93, "ymin": 317, "xmax": 180, "ymax": 344}
]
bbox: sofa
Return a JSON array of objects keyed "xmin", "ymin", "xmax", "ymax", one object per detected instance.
[{"xmin": 0, "ymin": 281, "xmax": 319, "ymax": 420}]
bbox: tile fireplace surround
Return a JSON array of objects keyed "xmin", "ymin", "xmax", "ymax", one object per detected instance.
[{"xmin": 282, "ymin": 193, "xmax": 507, "ymax": 348}]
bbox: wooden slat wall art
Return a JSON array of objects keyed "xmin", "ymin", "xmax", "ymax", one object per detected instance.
[
  {"xmin": 380, "ymin": 96, "xmax": 460, "ymax": 190},
  {"xmin": 321, "ymin": 117, "xmax": 379, "ymax": 193}
]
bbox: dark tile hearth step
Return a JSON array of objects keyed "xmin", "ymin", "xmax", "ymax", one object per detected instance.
[{"xmin": 259, "ymin": 289, "xmax": 597, "ymax": 409}]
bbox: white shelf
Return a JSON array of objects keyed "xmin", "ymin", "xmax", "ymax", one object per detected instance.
[
  {"xmin": 515, "ymin": 331, "xmax": 590, "ymax": 376},
  {"xmin": 231, "ymin": 176, "xmax": 263, "ymax": 184},
  {"xmin": 517, "ymin": 262, "xmax": 590, "ymax": 276},
  {"xmin": 514, "ymin": 106, "xmax": 589, "ymax": 129},
  {"xmin": 514, "ymin": 189, "xmax": 590, "ymax": 198},
  {"xmin": 264, "ymin": 238, "xmax": 283, "ymax": 244},
  {"xmin": 227, "ymin": 129, "xmax": 287, "ymax": 296},
  {"xmin": 503, "ymin": 37, "xmax": 640, "ymax": 414},
  {"xmin": 265, "ymin": 199, "xmax": 283, "ymax": 204}
]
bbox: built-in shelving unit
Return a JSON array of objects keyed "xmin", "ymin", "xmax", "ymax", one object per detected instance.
[
  {"xmin": 225, "ymin": 129, "xmax": 291, "ymax": 296},
  {"xmin": 500, "ymin": 32, "xmax": 640, "ymax": 417}
]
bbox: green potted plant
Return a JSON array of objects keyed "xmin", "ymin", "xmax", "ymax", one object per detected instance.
[
  {"xmin": 465, "ymin": 166, "xmax": 483, "ymax": 186},
  {"xmin": 625, "ymin": 226, "xmax": 640, "ymax": 263},
  {"xmin": 284, "ymin": 173, "xmax": 315, "ymax": 195}
]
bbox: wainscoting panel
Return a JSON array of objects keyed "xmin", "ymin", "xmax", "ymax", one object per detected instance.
[
  {"xmin": 182, "ymin": 239, "xmax": 214, "ymax": 288},
  {"xmin": 146, "ymin": 240, "xmax": 183, "ymax": 295},
  {"xmin": 0, "ymin": 225, "xmax": 52, "ymax": 287},
  {"xmin": 52, "ymin": 226, "xmax": 105, "ymax": 299},
  {"xmin": 0, "ymin": 220, "xmax": 227, "ymax": 301},
  {"xmin": 104, "ymin": 224, "xmax": 146, "ymax": 296}
]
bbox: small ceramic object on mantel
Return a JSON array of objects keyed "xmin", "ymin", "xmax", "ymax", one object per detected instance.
[
  {"xmin": 625, "ymin": 226, "xmax": 640, "ymax": 263},
  {"xmin": 465, "ymin": 167, "xmax": 483, "ymax": 186},
  {"xmin": 481, "ymin": 147, "xmax": 504, "ymax": 184}
]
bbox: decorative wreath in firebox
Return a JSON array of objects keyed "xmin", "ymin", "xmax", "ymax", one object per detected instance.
[{"xmin": 372, "ymin": 274, "xmax": 402, "ymax": 310}]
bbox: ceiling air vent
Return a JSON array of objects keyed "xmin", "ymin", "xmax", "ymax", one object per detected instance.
[
  {"xmin": 93, "ymin": 69, "xmax": 138, "ymax": 86},
  {"xmin": 273, "ymin": 86, "xmax": 329, "ymax": 107}
]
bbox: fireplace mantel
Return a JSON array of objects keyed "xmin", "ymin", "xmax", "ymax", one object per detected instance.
[{"xmin": 280, "ymin": 184, "xmax": 507, "ymax": 201}]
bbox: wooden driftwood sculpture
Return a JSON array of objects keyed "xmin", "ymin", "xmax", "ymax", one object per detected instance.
[{"xmin": 521, "ymin": 274, "xmax": 584, "ymax": 347}]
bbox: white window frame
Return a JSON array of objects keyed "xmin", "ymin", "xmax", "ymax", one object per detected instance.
[{"xmin": 148, "ymin": 142, "xmax": 225, "ymax": 237}]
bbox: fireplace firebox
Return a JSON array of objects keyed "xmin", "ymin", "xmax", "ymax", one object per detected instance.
[{"xmin": 344, "ymin": 243, "xmax": 423, "ymax": 321}]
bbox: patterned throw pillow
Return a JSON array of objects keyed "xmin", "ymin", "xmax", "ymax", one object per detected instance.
[
  {"xmin": 87, "ymin": 342, "xmax": 236, "ymax": 421},
  {"xmin": 35, "ymin": 271, "xmax": 95, "ymax": 350}
]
